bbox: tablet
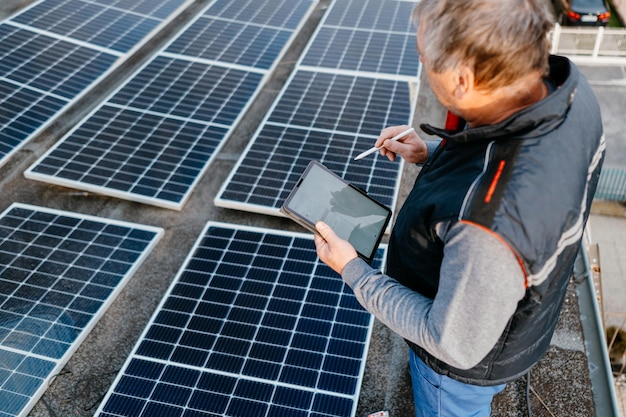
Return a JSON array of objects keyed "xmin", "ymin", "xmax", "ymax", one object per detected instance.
[{"xmin": 280, "ymin": 161, "xmax": 391, "ymax": 263}]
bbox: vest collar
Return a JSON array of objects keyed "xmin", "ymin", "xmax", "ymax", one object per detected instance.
[{"xmin": 420, "ymin": 56, "xmax": 577, "ymax": 145}]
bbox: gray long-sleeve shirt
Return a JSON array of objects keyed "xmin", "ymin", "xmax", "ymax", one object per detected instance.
[{"xmin": 341, "ymin": 220, "xmax": 526, "ymax": 370}]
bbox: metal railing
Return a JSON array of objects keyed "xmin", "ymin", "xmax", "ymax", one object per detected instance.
[
  {"xmin": 576, "ymin": 230, "xmax": 622, "ymax": 417},
  {"xmin": 550, "ymin": 24, "xmax": 626, "ymax": 65}
]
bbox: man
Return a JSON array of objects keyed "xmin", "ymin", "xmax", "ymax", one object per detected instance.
[{"xmin": 313, "ymin": 0, "xmax": 605, "ymax": 415}]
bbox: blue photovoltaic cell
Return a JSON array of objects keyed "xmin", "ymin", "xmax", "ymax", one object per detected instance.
[
  {"xmin": 95, "ymin": 222, "xmax": 381, "ymax": 417},
  {"xmin": 26, "ymin": 0, "xmax": 316, "ymax": 209},
  {"xmin": 0, "ymin": 203, "xmax": 162, "ymax": 417},
  {"xmin": 0, "ymin": 0, "xmax": 191, "ymax": 168},
  {"xmin": 214, "ymin": 0, "xmax": 419, "ymax": 216}
]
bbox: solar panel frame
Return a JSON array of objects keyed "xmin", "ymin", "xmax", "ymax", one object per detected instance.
[
  {"xmin": 0, "ymin": 0, "xmax": 195, "ymax": 169},
  {"xmin": 214, "ymin": 0, "xmax": 421, "ymax": 219},
  {"xmin": 25, "ymin": 0, "xmax": 319, "ymax": 210},
  {"xmin": 0, "ymin": 203, "xmax": 163, "ymax": 417},
  {"xmin": 93, "ymin": 221, "xmax": 383, "ymax": 417}
]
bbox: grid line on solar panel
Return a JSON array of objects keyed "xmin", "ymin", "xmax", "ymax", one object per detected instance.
[
  {"xmin": 0, "ymin": 203, "xmax": 162, "ymax": 417},
  {"xmin": 0, "ymin": 80, "xmax": 68, "ymax": 154},
  {"xmin": 87, "ymin": 0, "xmax": 190, "ymax": 20},
  {"xmin": 94, "ymin": 222, "xmax": 381, "ymax": 417}
]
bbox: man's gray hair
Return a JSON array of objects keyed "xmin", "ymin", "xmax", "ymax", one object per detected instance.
[{"xmin": 413, "ymin": 0, "xmax": 553, "ymax": 91}]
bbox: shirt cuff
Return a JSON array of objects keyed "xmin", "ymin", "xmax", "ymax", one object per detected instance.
[
  {"xmin": 341, "ymin": 257, "xmax": 377, "ymax": 287},
  {"xmin": 420, "ymin": 139, "xmax": 442, "ymax": 166}
]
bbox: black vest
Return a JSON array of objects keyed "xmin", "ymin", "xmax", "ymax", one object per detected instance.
[{"xmin": 387, "ymin": 56, "xmax": 605, "ymax": 385}]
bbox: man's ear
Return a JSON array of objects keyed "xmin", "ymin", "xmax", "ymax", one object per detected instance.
[{"xmin": 453, "ymin": 64, "xmax": 473, "ymax": 99}]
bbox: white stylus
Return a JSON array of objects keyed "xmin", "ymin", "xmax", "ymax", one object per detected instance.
[{"xmin": 353, "ymin": 127, "xmax": 415, "ymax": 160}]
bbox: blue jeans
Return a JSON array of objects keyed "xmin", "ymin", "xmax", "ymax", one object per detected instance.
[{"xmin": 409, "ymin": 349, "xmax": 506, "ymax": 417}]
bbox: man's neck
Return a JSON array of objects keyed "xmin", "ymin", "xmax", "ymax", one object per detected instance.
[{"xmin": 463, "ymin": 75, "xmax": 548, "ymax": 128}]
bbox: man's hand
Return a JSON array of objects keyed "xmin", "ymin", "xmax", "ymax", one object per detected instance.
[
  {"xmin": 375, "ymin": 125, "xmax": 429, "ymax": 163},
  {"xmin": 313, "ymin": 221, "xmax": 358, "ymax": 275}
]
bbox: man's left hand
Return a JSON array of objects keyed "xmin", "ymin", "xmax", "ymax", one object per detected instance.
[{"xmin": 314, "ymin": 221, "xmax": 358, "ymax": 275}]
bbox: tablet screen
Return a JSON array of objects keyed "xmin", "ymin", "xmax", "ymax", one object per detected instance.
[{"xmin": 281, "ymin": 161, "xmax": 390, "ymax": 262}]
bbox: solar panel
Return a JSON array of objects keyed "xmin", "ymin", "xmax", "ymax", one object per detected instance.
[
  {"xmin": 0, "ymin": 0, "xmax": 192, "ymax": 168},
  {"xmin": 94, "ymin": 222, "xmax": 383, "ymax": 417},
  {"xmin": 215, "ymin": 0, "xmax": 420, "ymax": 216},
  {"xmin": 26, "ymin": 0, "xmax": 317, "ymax": 210},
  {"xmin": 0, "ymin": 203, "xmax": 163, "ymax": 417}
]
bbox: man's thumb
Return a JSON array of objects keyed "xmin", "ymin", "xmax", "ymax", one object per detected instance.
[{"xmin": 315, "ymin": 221, "xmax": 333, "ymax": 240}]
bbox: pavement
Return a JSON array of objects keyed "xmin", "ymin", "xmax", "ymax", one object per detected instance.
[{"xmin": 0, "ymin": 1, "xmax": 625, "ymax": 417}]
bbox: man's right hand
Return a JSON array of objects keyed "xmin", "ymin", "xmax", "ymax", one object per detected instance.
[{"xmin": 375, "ymin": 125, "xmax": 428, "ymax": 164}]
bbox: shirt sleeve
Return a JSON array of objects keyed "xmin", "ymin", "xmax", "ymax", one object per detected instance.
[{"xmin": 341, "ymin": 221, "xmax": 526, "ymax": 370}]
